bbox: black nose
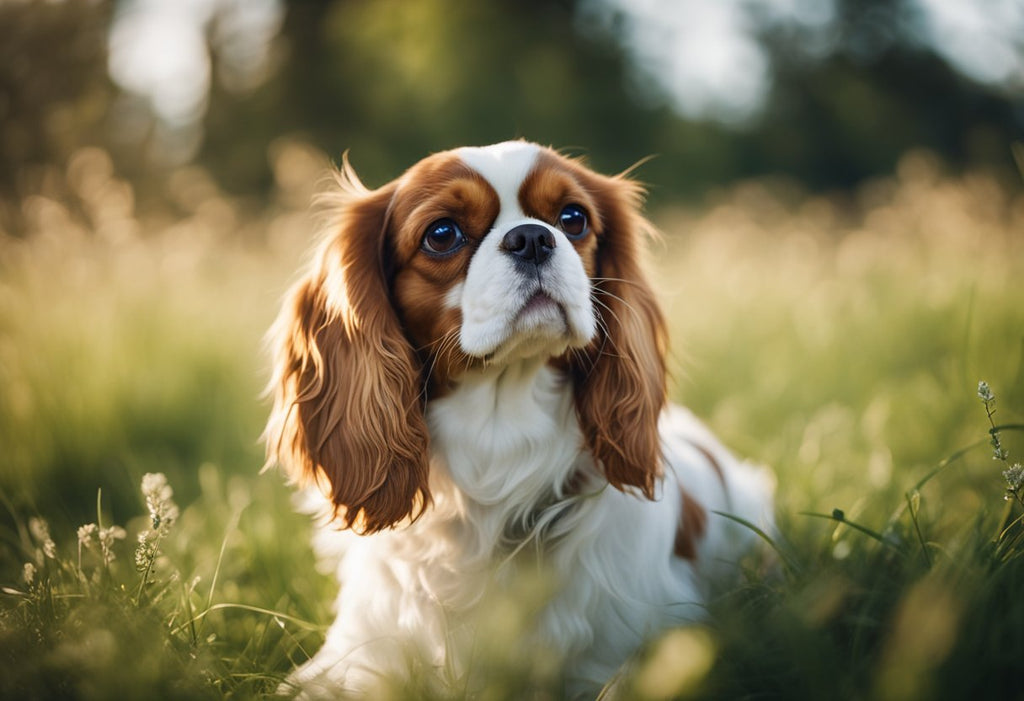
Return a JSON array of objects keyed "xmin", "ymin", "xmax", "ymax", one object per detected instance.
[{"xmin": 500, "ymin": 224, "xmax": 556, "ymax": 267}]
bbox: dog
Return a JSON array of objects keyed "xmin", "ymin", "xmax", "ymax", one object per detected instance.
[{"xmin": 264, "ymin": 140, "xmax": 774, "ymax": 698}]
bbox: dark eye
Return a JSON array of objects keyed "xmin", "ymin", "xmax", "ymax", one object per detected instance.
[
  {"xmin": 557, "ymin": 204, "xmax": 589, "ymax": 239},
  {"xmin": 421, "ymin": 219, "xmax": 466, "ymax": 256}
]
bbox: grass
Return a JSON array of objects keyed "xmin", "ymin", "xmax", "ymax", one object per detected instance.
[{"xmin": 1, "ymin": 144, "xmax": 1022, "ymax": 699}]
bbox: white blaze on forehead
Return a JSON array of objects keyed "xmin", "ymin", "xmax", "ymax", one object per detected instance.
[
  {"xmin": 456, "ymin": 141, "xmax": 541, "ymax": 225},
  {"xmin": 452, "ymin": 141, "xmax": 596, "ymax": 362}
]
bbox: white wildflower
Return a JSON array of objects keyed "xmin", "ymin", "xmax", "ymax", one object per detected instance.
[
  {"xmin": 134, "ymin": 538, "xmax": 156, "ymax": 572},
  {"xmin": 1004, "ymin": 464, "xmax": 1024, "ymax": 492},
  {"xmin": 23, "ymin": 562, "xmax": 36, "ymax": 585},
  {"xmin": 98, "ymin": 526, "xmax": 126, "ymax": 565},
  {"xmin": 99, "ymin": 525, "xmax": 126, "ymax": 548},
  {"xmin": 141, "ymin": 472, "xmax": 172, "ymax": 503},
  {"xmin": 979, "ymin": 381, "xmax": 1010, "ymax": 462},
  {"xmin": 78, "ymin": 523, "xmax": 98, "ymax": 549},
  {"xmin": 29, "ymin": 517, "xmax": 57, "ymax": 559},
  {"xmin": 141, "ymin": 472, "xmax": 179, "ymax": 532},
  {"xmin": 77, "ymin": 522, "xmax": 97, "ymax": 569},
  {"xmin": 135, "ymin": 473, "xmax": 179, "ymax": 576}
]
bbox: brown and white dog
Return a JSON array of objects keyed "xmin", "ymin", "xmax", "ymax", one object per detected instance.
[{"xmin": 265, "ymin": 140, "xmax": 774, "ymax": 698}]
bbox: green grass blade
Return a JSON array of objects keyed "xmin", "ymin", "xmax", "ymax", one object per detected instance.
[
  {"xmin": 905, "ymin": 491, "xmax": 932, "ymax": 568},
  {"xmin": 199, "ymin": 505, "xmax": 246, "ymax": 639},
  {"xmin": 801, "ymin": 511, "xmax": 906, "ymax": 555},
  {"xmin": 171, "ymin": 603, "xmax": 325, "ymax": 636},
  {"xmin": 712, "ymin": 510, "xmax": 801, "ymax": 575}
]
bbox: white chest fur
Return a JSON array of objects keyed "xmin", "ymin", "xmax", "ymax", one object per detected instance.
[
  {"xmin": 427, "ymin": 362, "xmax": 584, "ymax": 525},
  {"xmin": 289, "ymin": 365, "xmax": 727, "ymax": 699}
]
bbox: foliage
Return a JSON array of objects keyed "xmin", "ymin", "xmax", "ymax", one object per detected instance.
[
  {"xmin": 1, "ymin": 145, "xmax": 1022, "ymax": 698},
  {"xmin": 0, "ymin": 0, "xmax": 115, "ymax": 234},
  {"xmin": 2, "ymin": 0, "xmax": 1021, "ymax": 235},
  {"xmin": 200, "ymin": 0, "xmax": 1024, "ymax": 200}
]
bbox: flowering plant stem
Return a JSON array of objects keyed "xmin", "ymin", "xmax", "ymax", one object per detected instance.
[{"xmin": 135, "ymin": 550, "xmax": 156, "ymax": 606}]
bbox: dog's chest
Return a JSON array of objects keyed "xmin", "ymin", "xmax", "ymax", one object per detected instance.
[{"xmin": 425, "ymin": 362, "xmax": 584, "ymax": 510}]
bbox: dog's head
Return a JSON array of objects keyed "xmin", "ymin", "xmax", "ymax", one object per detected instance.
[{"xmin": 265, "ymin": 141, "xmax": 667, "ymax": 532}]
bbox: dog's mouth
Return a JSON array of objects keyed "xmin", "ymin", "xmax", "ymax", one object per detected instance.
[
  {"xmin": 458, "ymin": 262, "xmax": 597, "ymax": 365},
  {"xmin": 474, "ymin": 290, "xmax": 577, "ymax": 365},
  {"xmin": 516, "ymin": 291, "xmax": 564, "ymax": 320},
  {"xmin": 510, "ymin": 288, "xmax": 574, "ymax": 338}
]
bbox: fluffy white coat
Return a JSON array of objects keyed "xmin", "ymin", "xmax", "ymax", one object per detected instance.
[{"xmin": 269, "ymin": 142, "xmax": 775, "ymax": 699}]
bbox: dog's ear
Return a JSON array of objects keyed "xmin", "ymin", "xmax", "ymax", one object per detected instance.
[
  {"xmin": 571, "ymin": 173, "xmax": 668, "ymax": 498},
  {"xmin": 265, "ymin": 164, "xmax": 431, "ymax": 533}
]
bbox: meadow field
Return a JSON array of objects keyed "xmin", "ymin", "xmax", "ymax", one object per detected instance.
[{"xmin": 1, "ymin": 144, "xmax": 1022, "ymax": 699}]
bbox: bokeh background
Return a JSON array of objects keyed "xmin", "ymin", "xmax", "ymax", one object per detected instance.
[
  {"xmin": 1, "ymin": 1, "xmax": 1023, "ymax": 698},
  {"xmin": 2, "ymin": 0, "xmax": 1022, "ymax": 516},
  {"xmin": 4, "ymin": 0, "xmax": 1023, "ymax": 216}
]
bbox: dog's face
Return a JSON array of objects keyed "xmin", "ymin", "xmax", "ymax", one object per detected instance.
[
  {"xmin": 391, "ymin": 142, "xmax": 598, "ymax": 372},
  {"xmin": 266, "ymin": 141, "xmax": 667, "ymax": 532}
]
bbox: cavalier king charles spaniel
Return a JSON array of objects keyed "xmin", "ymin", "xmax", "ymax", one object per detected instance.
[{"xmin": 265, "ymin": 140, "xmax": 774, "ymax": 698}]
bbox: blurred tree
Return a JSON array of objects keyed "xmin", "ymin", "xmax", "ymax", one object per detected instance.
[
  {"xmin": 199, "ymin": 0, "xmax": 742, "ymax": 195},
  {"xmin": 751, "ymin": 0, "xmax": 1023, "ymax": 188},
  {"xmin": 0, "ymin": 0, "xmax": 116, "ymax": 233},
  {"xmin": 199, "ymin": 0, "xmax": 1021, "ymax": 204},
  {"xmin": 0, "ymin": 0, "xmax": 1020, "ymax": 227}
]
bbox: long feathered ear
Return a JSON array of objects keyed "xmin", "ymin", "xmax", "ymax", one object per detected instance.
[
  {"xmin": 572, "ymin": 173, "xmax": 668, "ymax": 499},
  {"xmin": 264, "ymin": 162, "xmax": 431, "ymax": 533}
]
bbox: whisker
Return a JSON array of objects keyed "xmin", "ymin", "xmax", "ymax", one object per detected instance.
[
  {"xmin": 589, "ymin": 276, "xmax": 647, "ymax": 290},
  {"xmin": 588, "ymin": 293, "xmax": 639, "ymax": 363},
  {"xmin": 568, "ymin": 347, "xmax": 597, "ymax": 373},
  {"xmin": 437, "ymin": 329, "xmax": 462, "ymax": 379},
  {"xmin": 591, "ymin": 285, "xmax": 641, "ymax": 325},
  {"xmin": 590, "ymin": 293, "xmax": 626, "ymax": 338},
  {"xmin": 419, "ymin": 328, "xmax": 461, "ymax": 399}
]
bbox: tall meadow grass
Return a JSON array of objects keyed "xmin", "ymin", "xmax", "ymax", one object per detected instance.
[{"xmin": 1, "ymin": 144, "xmax": 1022, "ymax": 699}]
